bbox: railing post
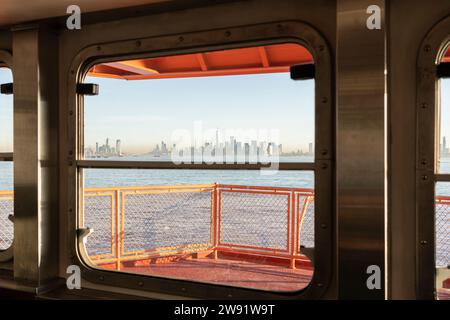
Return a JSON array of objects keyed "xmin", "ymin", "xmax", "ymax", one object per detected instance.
[
  {"xmin": 115, "ymin": 189, "xmax": 121, "ymax": 271},
  {"xmin": 290, "ymin": 191, "xmax": 296, "ymax": 269},
  {"xmin": 213, "ymin": 184, "xmax": 219, "ymax": 260}
]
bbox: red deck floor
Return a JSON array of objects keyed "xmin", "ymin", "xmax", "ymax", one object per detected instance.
[
  {"xmin": 438, "ymin": 289, "xmax": 450, "ymax": 300},
  {"xmin": 105, "ymin": 257, "xmax": 313, "ymax": 292}
]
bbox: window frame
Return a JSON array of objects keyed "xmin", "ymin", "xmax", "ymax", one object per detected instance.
[
  {"xmin": 0, "ymin": 49, "xmax": 14, "ymax": 263},
  {"xmin": 416, "ymin": 16, "xmax": 450, "ymax": 299},
  {"xmin": 67, "ymin": 21, "xmax": 333, "ymax": 299}
]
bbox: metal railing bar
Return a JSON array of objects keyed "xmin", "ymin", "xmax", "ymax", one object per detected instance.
[
  {"xmin": 0, "ymin": 153, "xmax": 13, "ymax": 161},
  {"xmin": 76, "ymin": 160, "xmax": 315, "ymax": 171}
]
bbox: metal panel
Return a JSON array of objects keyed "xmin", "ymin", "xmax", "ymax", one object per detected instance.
[
  {"xmin": 12, "ymin": 26, "xmax": 59, "ymax": 289},
  {"xmin": 416, "ymin": 13, "xmax": 450, "ymax": 299},
  {"xmin": 0, "ymin": 50, "xmax": 14, "ymax": 266},
  {"xmin": 337, "ymin": 0, "xmax": 386, "ymax": 299},
  {"xmin": 388, "ymin": 0, "xmax": 450, "ymax": 300},
  {"xmin": 63, "ymin": 20, "xmax": 334, "ymax": 299}
]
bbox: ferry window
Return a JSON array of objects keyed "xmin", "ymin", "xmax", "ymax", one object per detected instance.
[
  {"xmin": 78, "ymin": 43, "xmax": 317, "ymax": 292},
  {"xmin": 0, "ymin": 66, "xmax": 13, "ymax": 254},
  {"xmin": 436, "ymin": 46, "xmax": 450, "ymax": 300}
]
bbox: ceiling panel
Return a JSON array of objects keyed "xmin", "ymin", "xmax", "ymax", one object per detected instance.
[{"xmin": 0, "ymin": 0, "xmax": 170, "ymax": 27}]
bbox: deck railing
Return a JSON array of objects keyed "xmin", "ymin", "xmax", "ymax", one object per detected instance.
[
  {"xmin": 82, "ymin": 184, "xmax": 315, "ymax": 269},
  {"xmin": 0, "ymin": 187, "xmax": 449, "ymax": 270}
]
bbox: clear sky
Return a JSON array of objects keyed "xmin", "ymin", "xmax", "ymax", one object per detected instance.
[
  {"xmin": 1, "ymin": 69, "xmax": 449, "ymax": 154},
  {"xmin": 441, "ymin": 79, "xmax": 450, "ymax": 149},
  {"xmin": 83, "ymin": 72, "xmax": 315, "ymax": 154},
  {"xmin": 0, "ymin": 68, "xmax": 13, "ymax": 152}
]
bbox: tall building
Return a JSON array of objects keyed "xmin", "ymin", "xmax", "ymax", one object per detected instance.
[
  {"xmin": 215, "ymin": 129, "xmax": 219, "ymax": 149},
  {"xmin": 443, "ymin": 136, "xmax": 447, "ymax": 155},
  {"xmin": 115, "ymin": 139, "xmax": 121, "ymax": 156},
  {"xmin": 308, "ymin": 142, "xmax": 313, "ymax": 154}
]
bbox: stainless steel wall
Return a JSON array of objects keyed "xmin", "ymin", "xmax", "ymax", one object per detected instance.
[{"xmin": 0, "ymin": 0, "xmax": 448, "ymax": 299}]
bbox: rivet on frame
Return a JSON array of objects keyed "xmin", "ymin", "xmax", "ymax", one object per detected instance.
[
  {"xmin": 424, "ymin": 45, "xmax": 431, "ymax": 52},
  {"xmin": 178, "ymin": 36, "xmax": 184, "ymax": 42},
  {"xmin": 224, "ymin": 31, "xmax": 231, "ymax": 37},
  {"xmin": 135, "ymin": 40, "xmax": 142, "ymax": 48}
]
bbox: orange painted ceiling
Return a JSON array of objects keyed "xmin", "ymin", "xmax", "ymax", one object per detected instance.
[
  {"xmin": 0, "ymin": 0, "xmax": 168, "ymax": 26},
  {"xmin": 444, "ymin": 47, "xmax": 450, "ymax": 62},
  {"xmin": 87, "ymin": 43, "xmax": 313, "ymax": 80}
]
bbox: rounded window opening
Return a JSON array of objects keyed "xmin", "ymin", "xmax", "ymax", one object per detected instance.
[
  {"xmin": 436, "ymin": 44, "xmax": 450, "ymax": 300},
  {"xmin": 77, "ymin": 43, "xmax": 319, "ymax": 292}
]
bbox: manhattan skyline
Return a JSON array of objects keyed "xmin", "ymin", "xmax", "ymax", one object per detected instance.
[{"xmin": 83, "ymin": 72, "xmax": 315, "ymax": 154}]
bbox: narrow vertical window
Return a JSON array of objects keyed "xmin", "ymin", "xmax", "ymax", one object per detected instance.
[
  {"xmin": 0, "ymin": 66, "xmax": 14, "ymax": 255},
  {"xmin": 436, "ymin": 46, "xmax": 450, "ymax": 300}
]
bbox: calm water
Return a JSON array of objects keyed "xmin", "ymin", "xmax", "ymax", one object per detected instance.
[
  {"xmin": 0, "ymin": 156, "xmax": 315, "ymax": 190},
  {"xmin": 0, "ymin": 156, "xmax": 449, "ymax": 266},
  {"xmin": 1, "ymin": 157, "xmax": 450, "ymax": 192}
]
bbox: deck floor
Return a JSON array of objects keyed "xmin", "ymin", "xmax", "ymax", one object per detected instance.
[
  {"xmin": 114, "ymin": 257, "xmax": 313, "ymax": 291},
  {"xmin": 438, "ymin": 289, "xmax": 450, "ymax": 300}
]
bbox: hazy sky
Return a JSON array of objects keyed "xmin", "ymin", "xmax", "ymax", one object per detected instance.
[
  {"xmin": 441, "ymin": 79, "xmax": 450, "ymax": 149},
  {"xmin": 2, "ymin": 70, "xmax": 448, "ymax": 154},
  {"xmin": 0, "ymin": 68, "xmax": 13, "ymax": 152},
  {"xmin": 83, "ymin": 73, "xmax": 315, "ymax": 154}
]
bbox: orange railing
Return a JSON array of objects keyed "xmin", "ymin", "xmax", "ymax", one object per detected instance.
[
  {"xmin": 0, "ymin": 190, "xmax": 14, "ymax": 250},
  {"xmin": 82, "ymin": 184, "xmax": 315, "ymax": 269},
  {"xmin": 0, "ymin": 188, "xmax": 449, "ymax": 270}
]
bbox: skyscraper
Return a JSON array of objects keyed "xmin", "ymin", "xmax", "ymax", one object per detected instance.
[
  {"xmin": 116, "ymin": 139, "xmax": 121, "ymax": 156},
  {"xmin": 308, "ymin": 142, "xmax": 313, "ymax": 155},
  {"xmin": 443, "ymin": 136, "xmax": 447, "ymax": 155}
]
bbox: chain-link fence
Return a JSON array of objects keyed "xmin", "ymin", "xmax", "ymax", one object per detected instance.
[
  {"xmin": 83, "ymin": 190, "xmax": 117, "ymax": 261},
  {"xmin": 436, "ymin": 196, "xmax": 450, "ymax": 267},
  {"xmin": 297, "ymin": 192, "xmax": 315, "ymax": 250},
  {"xmin": 80, "ymin": 185, "xmax": 316, "ymax": 267},
  {"xmin": 0, "ymin": 191, "xmax": 13, "ymax": 250},
  {"xmin": 218, "ymin": 188, "xmax": 291, "ymax": 252},
  {"xmin": 121, "ymin": 186, "xmax": 214, "ymax": 259},
  {"xmin": 216, "ymin": 185, "xmax": 315, "ymax": 265}
]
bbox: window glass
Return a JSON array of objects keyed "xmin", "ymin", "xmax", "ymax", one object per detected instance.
[
  {"xmin": 80, "ymin": 43, "xmax": 316, "ymax": 292},
  {"xmin": 439, "ymin": 78, "xmax": 450, "ymax": 173},
  {"xmin": 435, "ymin": 47, "xmax": 450, "ymax": 300},
  {"xmin": 0, "ymin": 67, "xmax": 13, "ymax": 251}
]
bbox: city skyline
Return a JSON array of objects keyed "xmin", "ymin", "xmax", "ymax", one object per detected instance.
[
  {"xmin": 83, "ymin": 72, "xmax": 316, "ymax": 154},
  {"xmin": 85, "ymin": 134, "xmax": 315, "ymax": 158}
]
